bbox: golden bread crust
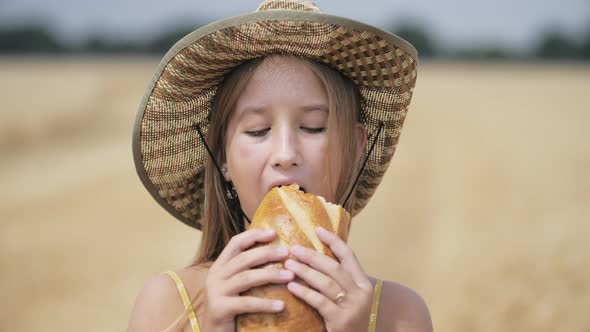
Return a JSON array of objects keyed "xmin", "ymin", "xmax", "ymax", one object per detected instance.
[{"xmin": 237, "ymin": 185, "xmax": 350, "ymax": 332}]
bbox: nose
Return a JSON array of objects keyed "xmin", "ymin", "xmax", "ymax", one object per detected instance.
[{"xmin": 270, "ymin": 125, "xmax": 301, "ymax": 170}]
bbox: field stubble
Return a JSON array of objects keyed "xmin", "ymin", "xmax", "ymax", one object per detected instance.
[{"xmin": 1, "ymin": 58, "xmax": 588, "ymax": 331}]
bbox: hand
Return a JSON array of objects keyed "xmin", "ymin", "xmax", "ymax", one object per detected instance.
[
  {"xmin": 202, "ymin": 229, "xmax": 294, "ymax": 332},
  {"xmin": 284, "ymin": 227, "xmax": 374, "ymax": 332}
]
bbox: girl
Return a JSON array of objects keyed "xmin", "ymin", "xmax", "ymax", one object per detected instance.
[{"xmin": 128, "ymin": 1, "xmax": 432, "ymax": 331}]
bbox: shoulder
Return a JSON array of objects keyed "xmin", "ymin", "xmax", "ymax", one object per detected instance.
[
  {"xmin": 127, "ymin": 265, "xmax": 211, "ymax": 332},
  {"xmin": 372, "ymin": 277, "xmax": 433, "ymax": 332},
  {"xmin": 127, "ymin": 272, "xmax": 186, "ymax": 331},
  {"xmin": 174, "ymin": 262, "xmax": 212, "ymax": 294}
]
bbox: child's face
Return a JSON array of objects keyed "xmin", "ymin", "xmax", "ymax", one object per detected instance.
[{"xmin": 224, "ymin": 57, "xmax": 341, "ymax": 220}]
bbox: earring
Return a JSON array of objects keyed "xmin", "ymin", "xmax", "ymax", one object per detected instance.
[
  {"xmin": 226, "ymin": 183, "xmax": 238, "ymax": 200},
  {"xmin": 222, "ymin": 166, "xmax": 228, "ymax": 174}
]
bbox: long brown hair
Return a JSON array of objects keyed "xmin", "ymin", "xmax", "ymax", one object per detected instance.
[{"xmin": 193, "ymin": 55, "xmax": 365, "ymax": 266}]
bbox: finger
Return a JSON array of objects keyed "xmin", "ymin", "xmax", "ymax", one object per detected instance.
[
  {"xmin": 287, "ymin": 281, "xmax": 337, "ymax": 317},
  {"xmin": 216, "ymin": 228, "xmax": 276, "ymax": 265},
  {"xmin": 222, "ymin": 244, "xmax": 289, "ymax": 279},
  {"xmin": 290, "ymin": 245, "xmax": 357, "ymax": 291},
  {"xmin": 284, "ymin": 258, "xmax": 344, "ymax": 302},
  {"xmin": 221, "ymin": 296, "xmax": 286, "ymax": 317},
  {"xmin": 224, "ymin": 268, "xmax": 294, "ymax": 295},
  {"xmin": 315, "ymin": 227, "xmax": 371, "ymax": 288}
]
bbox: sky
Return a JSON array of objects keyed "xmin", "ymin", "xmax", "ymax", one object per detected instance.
[{"xmin": 0, "ymin": 0, "xmax": 589, "ymax": 51}]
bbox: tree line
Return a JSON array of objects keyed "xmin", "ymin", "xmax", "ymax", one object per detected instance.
[{"xmin": 1, "ymin": 22, "xmax": 589, "ymax": 60}]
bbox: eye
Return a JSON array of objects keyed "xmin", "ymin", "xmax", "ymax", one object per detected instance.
[
  {"xmin": 245, "ymin": 128, "xmax": 270, "ymax": 137},
  {"xmin": 302, "ymin": 127, "xmax": 326, "ymax": 134}
]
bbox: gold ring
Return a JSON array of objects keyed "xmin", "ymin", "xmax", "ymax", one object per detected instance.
[{"xmin": 334, "ymin": 292, "xmax": 346, "ymax": 304}]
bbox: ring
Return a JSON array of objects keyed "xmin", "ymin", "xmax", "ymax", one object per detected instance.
[{"xmin": 334, "ymin": 292, "xmax": 346, "ymax": 304}]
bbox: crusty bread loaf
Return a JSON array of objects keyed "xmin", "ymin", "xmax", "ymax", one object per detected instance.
[{"xmin": 236, "ymin": 184, "xmax": 351, "ymax": 332}]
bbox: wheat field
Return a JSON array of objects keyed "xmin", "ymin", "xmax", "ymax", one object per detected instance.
[{"xmin": 1, "ymin": 58, "xmax": 588, "ymax": 332}]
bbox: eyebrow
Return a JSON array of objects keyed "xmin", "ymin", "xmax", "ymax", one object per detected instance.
[
  {"xmin": 301, "ymin": 105, "xmax": 329, "ymax": 113},
  {"xmin": 235, "ymin": 104, "xmax": 328, "ymax": 122},
  {"xmin": 235, "ymin": 107, "xmax": 266, "ymax": 123}
]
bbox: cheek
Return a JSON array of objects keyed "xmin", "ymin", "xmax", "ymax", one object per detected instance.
[
  {"xmin": 308, "ymin": 137, "xmax": 342, "ymax": 200},
  {"xmin": 226, "ymin": 138, "xmax": 267, "ymax": 216},
  {"xmin": 227, "ymin": 138, "xmax": 264, "ymax": 177}
]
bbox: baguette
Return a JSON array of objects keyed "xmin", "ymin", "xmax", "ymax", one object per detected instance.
[{"xmin": 236, "ymin": 184, "xmax": 351, "ymax": 332}]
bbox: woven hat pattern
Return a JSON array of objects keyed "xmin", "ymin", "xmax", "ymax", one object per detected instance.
[
  {"xmin": 257, "ymin": 0, "xmax": 320, "ymax": 12},
  {"xmin": 135, "ymin": 0, "xmax": 418, "ymax": 229}
]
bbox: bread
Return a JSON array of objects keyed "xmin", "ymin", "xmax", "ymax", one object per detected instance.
[{"xmin": 236, "ymin": 184, "xmax": 351, "ymax": 332}]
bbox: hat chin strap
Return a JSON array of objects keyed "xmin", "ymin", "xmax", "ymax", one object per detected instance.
[
  {"xmin": 194, "ymin": 123, "xmax": 250, "ymax": 234},
  {"xmin": 193, "ymin": 121, "xmax": 383, "ymax": 233},
  {"xmin": 343, "ymin": 121, "xmax": 383, "ymax": 208}
]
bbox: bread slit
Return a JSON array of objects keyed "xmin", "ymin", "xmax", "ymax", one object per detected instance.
[{"xmin": 277, "ymin": 188, "xmax": 324, "ymax": 253}]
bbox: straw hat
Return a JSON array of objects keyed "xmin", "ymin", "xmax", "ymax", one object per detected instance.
[{"xmin": 133, "ymin": 0, "xmax": 419, "ymax": 230}]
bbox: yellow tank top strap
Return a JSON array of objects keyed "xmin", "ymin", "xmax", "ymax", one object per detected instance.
[
  {"xmin": 368, "ymin": 278, "xmax": 383, "ymax": 332},
  {"xmin": 163, "ymin": 271, "xmax": 201, "ymax": 332}
]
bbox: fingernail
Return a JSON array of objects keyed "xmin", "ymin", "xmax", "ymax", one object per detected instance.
[
  {"xmin": 316, "ymin": 227, "xmax": 327, "ymax": 235},
  {"xmin": 291, "ymin": 245, "xmax": 304, "ymax": 255},
  {"xmin": 272, "ymin": 300, "xmax": 284, "ymax": 310},
  {"xmin": 265, "ymin": 229, "xmax": 275, "ymax": 236},
  {"xmin": 288, "ymin": 281, "xmax": 301, "ymax": 291},
  {"xmin": 284, "ymin": 259, "xmax": 296, "ymax": 269},
  {"xmin": 277, "ymin": 246, "xmax": 288, "ymax": 255}
]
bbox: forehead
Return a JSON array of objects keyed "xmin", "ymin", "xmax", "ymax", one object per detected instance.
[{"xmin": 233, "ymin": 56, "xmax": 328, "ymax": 115}]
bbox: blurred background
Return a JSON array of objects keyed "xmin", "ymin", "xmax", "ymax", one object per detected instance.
[{"xmin": 1, "ymin": 0, "xmax": 589, "ymax": 331}]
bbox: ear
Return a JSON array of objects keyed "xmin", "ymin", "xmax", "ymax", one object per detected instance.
[
  {"xmin": 221, "ymin": 162, "xmax": 231, "ymax": 182},
  {"xmin": 209, "ymin": 130, "xmax": 231, "ymax": 182},
  {"xmin": 354, "ymin": 122, "xmax": 367, "ymax": 156}
]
